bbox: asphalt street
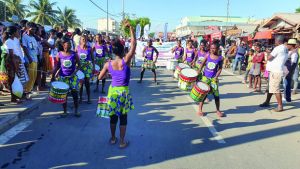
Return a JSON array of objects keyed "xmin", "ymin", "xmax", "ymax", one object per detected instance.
[{"xmin": 1, "ymin": 67, "xmax": 300, "ymax": 169}]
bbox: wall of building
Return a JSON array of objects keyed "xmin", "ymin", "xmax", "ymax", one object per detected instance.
[{"xmin": 97, "ymin": 18, "xmax": 120, "ymax": 35}]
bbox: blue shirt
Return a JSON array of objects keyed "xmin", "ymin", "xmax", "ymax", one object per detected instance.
[{"xmin": 22, "ymin": 34, "xmax": 38, "ymax": 63}]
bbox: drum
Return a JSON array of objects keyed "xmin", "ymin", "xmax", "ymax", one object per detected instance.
[
  {"xmin": 167, "ymin": 59, "xmax": 178, "ymax": 70},
  {"xmin": 76, "ymin": 70, "xmax": 85, "ymax": 84},
  {"xmin": 49, "ymin": 81, "xmax": 69, "ymax": 104},
  {"xmin": 93, "ymin": 65, "xmax": 100, "ymax": 75},
  {"xmin": 178, "ymin": 69, "xmax": 198, "ymax": 91},
  {"xmin": 174, "ymin": 63, "xmax": 189, "ymax": 79},
  {"xmin": 190, "ymin": 82, "xmax": 210, "ymax": 102}
]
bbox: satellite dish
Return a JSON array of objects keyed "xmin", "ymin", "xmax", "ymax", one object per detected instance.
[{"xmin": 12, "ymin": 15, "xmax": 18, "ymax": 22}]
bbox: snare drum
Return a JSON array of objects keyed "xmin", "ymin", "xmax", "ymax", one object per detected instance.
[
  {"xmin": 174, "ymin": 63, "xmax": 190, "ymax": 79},
  {"xmin": 76, "ymin": 70, "xmax": 85, "ymax": 84},
  {"xmin": 93, "ymin": 65, "xmax": 100, "ymax": 75},
  {"xmin": 190, "ymin": 82, "xmax": 210, "ymax": 102},
  {"xmin": 178, "ymin": 68, "xmax": 198, "ymax": 91},
  {"xmin": 49, "ymin": 81, "xmax": 69, "ymax": 104}
]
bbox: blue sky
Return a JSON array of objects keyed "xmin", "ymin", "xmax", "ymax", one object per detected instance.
[{"xmin": 21, "ymin": 0, "xmax": 300, "ymax": 32}]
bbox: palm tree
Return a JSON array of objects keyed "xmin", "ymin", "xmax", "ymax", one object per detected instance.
[
  {"xmin": 5, "ymin": 0, "xmax": 29, "ymax": 22},
  {"xmin": 56, "ymin": 6, "xmax": 81, "ymax": 28},
  {"xmin": 26, "ymin": 0, "xmax": 59, "ymax": 25}
]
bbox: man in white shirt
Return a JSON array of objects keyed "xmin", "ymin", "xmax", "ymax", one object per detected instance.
[
  {"xmin": 259, "ymin": 35, "xmax": 288, "ymax": 112},
  {"xmin": 282, "ymin": 39, "xmax": 299, "ymax": 103},
  {"xmin": 48, "ymin": 29, "xmax": 57, "ymax": 70}
]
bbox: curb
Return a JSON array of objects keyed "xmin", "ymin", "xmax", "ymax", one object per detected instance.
[{"xmin": 0, "ymin": 96, "xmax": 49, "ymax": 132}]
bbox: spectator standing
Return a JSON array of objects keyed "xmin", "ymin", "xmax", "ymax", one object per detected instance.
[
  {"xmin": 22, "ymin": 22, "xmax": 38, "ymax": 98},
  {"xmin": 73, "ymin": 28, "xmax": 81, "ymax": 47},
  {"xmin": 291, "ymin": 40, "xmax": 300, "ymax": 94},
  {"xmin": 282, "ymin": 39, "xmax": 299, "ymax": 103},
  {"xmin": 48, "ymin": 29, "xmax": 57, "ymax": 70},
  {"xmin": 259, "ymin": 35, "xmax": 288, "ymax": 112}
]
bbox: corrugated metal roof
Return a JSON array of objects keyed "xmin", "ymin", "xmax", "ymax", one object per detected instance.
[
  {"xmin": 275, "ymin": 13, "xmax": 300, "ymax": 24},
  {"xmin": 186, "ymin": 16, "xmax": 255, "ymax": 23},
  {"xmin": 235, "ymin": 24, "xmax": 259, "ymax": 36}
]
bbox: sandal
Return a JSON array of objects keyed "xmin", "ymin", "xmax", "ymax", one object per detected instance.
[
  {"xmin": 273, "ymin": 107, "xmax": 283, "ymax": 112},
  {"xmin": 75, "ymin": 111, "xmax": 81, "ymax": 117},
  {"xmin": 217, "ymin": 111, "xmax": 224, "ymax": 117},
  {"xmin": 119, "ymin": 140, "xmax": 130, "ymax": 149},
  {"xmin": 87, "ymin": 101, "xmax": 92, "ymax": 104},
  {"xmin": 60, "ymin": 113, "xmax": 68, "ymax": 118},
  {"xmin": 101, "ymin": 91, "xmax": 106, "ymax": 94},
  {"xmin": 10, "ymin": 101, "xmax": 23, "ymax": 105},
  {"xmin": 259, "ymin": 102, "xmax": 270, "ymax": 107},
  {"xmin": 155, "ymin": 82, "xmax": 159, "ymax": 85},
  {"xmin": 254, "ymin": 89, "xmax": 261, "ymax": 92},
  {"xmin": 110, "ymin": 137, "xmax": 118, "ymax": 145},
  {"xmin": 93, "ymin": 89, "xmax": 99, "ymax": 92},
  {"xmin": 0, "ymin": 103, "xmax": 5, "ymax": 106},
  {"xmin": 137, "ymin": 81, "xmax": 142, "ymax": 83},
  {"xmin": 198, "ymin": 112, "xmax": 204, "ymax": 116}
]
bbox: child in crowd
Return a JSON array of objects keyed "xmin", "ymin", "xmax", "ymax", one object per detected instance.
[
  {"xmin": 252, "ymin": 44, "xmax": 265, "ymax": 92},
  {"xmin": 243, "ymin": 49, "xmax": 254, "ymax": 87}
]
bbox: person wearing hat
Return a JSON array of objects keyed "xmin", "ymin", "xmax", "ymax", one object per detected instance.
[
  {"xmin": 282, "ymin": 39, "xmax": 299, "ymax": 103},
  {"xmin": 291, "ymin": 40, "xmax": 300, "ymax": 95}
]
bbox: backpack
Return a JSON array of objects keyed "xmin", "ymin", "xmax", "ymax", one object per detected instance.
[{"xmin": 237, "ymin": 46, "xmax": 246, "ymax": 55}]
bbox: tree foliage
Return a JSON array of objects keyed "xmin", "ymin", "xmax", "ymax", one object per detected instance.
[
  {"xmin": 149, "ymin": 32, "xmax": 154, "ymax": 38},
  {"xmin": 56, "ymin": 6, "xmax": 81, "ymax": 28},
  {"xmin": 120, "ymin": 17, "xmax": 151, "ymax": 38},
  {"xmin": 0, "ymin": 1, "xmax": 11, "ymax": 21},
  {"xmin": 26, "ymin": 0, "xmax": 59, "ymax": 25},
  {"xmin": 5, "ymin": 0, "xmax": 29, "ymax": 22},
  {"xmin": 296, "ymin": 7, "xmax": 300, "ymax": 13}
]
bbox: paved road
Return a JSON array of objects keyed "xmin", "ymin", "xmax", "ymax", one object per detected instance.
[{"xmin": 1, "ymin": 67, "xmax": 300, "ymax": 169}]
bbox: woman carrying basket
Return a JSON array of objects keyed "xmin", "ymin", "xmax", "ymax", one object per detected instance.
[{"xmin": 98, "ymin": 20, "xmax": 136, "ymax": 149}]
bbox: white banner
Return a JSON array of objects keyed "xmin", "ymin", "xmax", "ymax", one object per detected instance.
[
  {"xmin": 144, "ymin": 24, "xmax": 150, "ymax": 40},
  {"xmin": 154, "ymin": 23, "xmax": 161, "ymax": 39},
  {"xmin": 136, "ymin": 23, "xmax": 140, "ymax": 39},
  {"xmin": 163, "ymin": 23, "xmax": 168, "ymax": 41},
  {"xmin": 135, "ymin": 41, "xmax": 177, "ymax": 67},
  {"xmin": 138, "ymin": 25, "xmax": 141, "ymax": 38}
]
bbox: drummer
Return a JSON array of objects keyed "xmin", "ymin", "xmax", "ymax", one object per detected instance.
[
  {"xmin": 171, "ymin": 39, "xmax": 184, "ymax": 77},
  {"xmin": 137, "ymin": 40, "xmax": 159, "ymax": 84},
  {"xmin": 183, "ymin": 40, "xmax": 196, "ymax": 68},
  {"xmin": 193, "ymin": 39, "xmax": 209, "ymax": 81},
  {"xmin": 92, "ymin": 34, "xmax": 111, "ymax": 94},
  {"xmin": 52, "ymin": 37, "xmax": 82, "ymax": 118},
  {"xmin": 196, "ymin": 39, "xmax": 224, "ymax": 117},
  {"xmin": 75, "ymin": 36, "xmax": 95, "ymax": 104}
]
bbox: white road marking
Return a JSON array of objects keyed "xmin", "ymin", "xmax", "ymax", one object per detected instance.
[
  {"xmin": 186, "ymin": 96, "xmax": 226, "ymax": 144},
  {"xmin": 0, "ymin": 119, "xmax": 34, "ymax": 145}
]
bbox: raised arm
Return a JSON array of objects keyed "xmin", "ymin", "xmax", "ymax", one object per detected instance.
[{"xmin": 123, "ymin": 20, "xmax": 137, "ymax": 65}]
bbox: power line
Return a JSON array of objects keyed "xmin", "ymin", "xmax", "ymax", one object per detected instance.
[{"xmin": 89, "ymin": 0, "xmax": 122, "ymax": 17}]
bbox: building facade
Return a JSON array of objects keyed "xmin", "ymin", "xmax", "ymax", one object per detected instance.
[
  {"xmin": 176, "ymin": 16, "xmax": 256, "ymax": 38},
  {"xmin": 97, "ymin": 18, "xmax": 120, "ymax": 36}
]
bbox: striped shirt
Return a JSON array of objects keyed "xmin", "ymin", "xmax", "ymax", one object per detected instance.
[{"xmin": 41, "ymin": 39, "xmax": 49, "ymax": 53}]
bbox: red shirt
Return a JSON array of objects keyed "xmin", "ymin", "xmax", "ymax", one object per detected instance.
[
  {"xmin": 121, "ymin": 40, "xmax": 125, "ymax": 46},
  {"xmin": 253, "ymin": 52, "xmax": 265, "ymax": 72}
]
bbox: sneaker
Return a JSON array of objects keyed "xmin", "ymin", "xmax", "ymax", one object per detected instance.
[
  {"xmin": 242, "ymin": 81, "xmax": 246, "ymax": 84},
  {"xmin": 282, "ymin": 100, "xmax": 292, "ymax": 104}
]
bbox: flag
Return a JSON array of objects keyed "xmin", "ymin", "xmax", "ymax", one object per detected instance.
[
  {"xmin": 163, "ymin": 23, "xmax": 168, "ymax": 41},
  {"xmin": 138, "ymin": 25, "xmax": 141, "ymax": 38},
  {"xmin": 144, "ymin": 24, "xmax": 150, "ymax": 40},
  {"xmin": 154, "ymin": 23, "xmax": 161, "ymax": 39},
  {"xmin": 136, "ymin": 23, "xmax": 140, "ymax": 39}
]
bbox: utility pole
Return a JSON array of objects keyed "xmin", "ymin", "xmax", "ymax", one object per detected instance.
[
  {"xmin": 122, "ymin": 0, "xmax": 124, "ymax": 37},
  {"xmin": 107, "ymin": 0, "xmax": 109, "ymax": 36},
  {"xmin": 225, "ymin": 0, "xmax": 229, "ymax": 42}
]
